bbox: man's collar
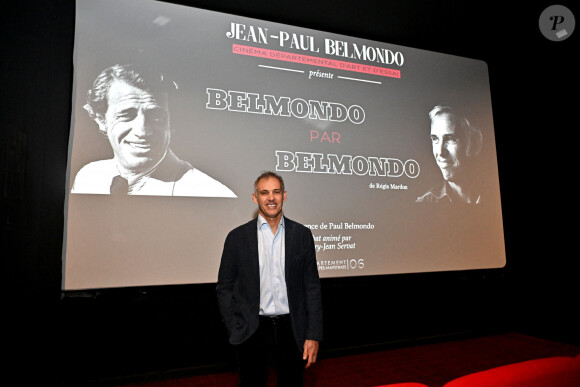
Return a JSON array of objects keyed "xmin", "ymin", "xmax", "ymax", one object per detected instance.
[
  {"xmin": 116, "ymin": 148, "xmax": 169, "ymax": 181},
  {"xmin": 257, "ymin": 214, "xmax": 285, "ymax": 229}
]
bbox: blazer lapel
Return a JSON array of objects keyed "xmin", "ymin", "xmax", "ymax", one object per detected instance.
[
  {"xmin": 247, "ymin": 218, "xmax": 260, "ymax": 289},
  {"xmin": 284, "ymin": 217, "xmax": 295, "ymax": 274}
]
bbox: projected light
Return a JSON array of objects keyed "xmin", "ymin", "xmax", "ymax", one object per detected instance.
[{"xmin": 63, "ymin": 0, "xmax": 505, "ymax": 290}]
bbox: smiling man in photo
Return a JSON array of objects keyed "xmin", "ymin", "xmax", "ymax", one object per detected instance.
[
  {"xmin": 71, "ymin": 64, "xmax": 236, "ymax": 197},
  {"xmin": 416, "ymin": 105, "xmax": 483, "ymax": 204}
]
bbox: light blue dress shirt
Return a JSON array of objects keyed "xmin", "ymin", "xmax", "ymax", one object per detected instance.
[{"xmin": 257, "ymin": 214, "xmax": 290, "ymax": 316}]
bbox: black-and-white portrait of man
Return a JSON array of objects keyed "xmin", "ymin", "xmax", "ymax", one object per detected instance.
[
  {"xmin": 416, "ymin": 105, "xmax": 483, "ymax": 204},
  {"xmin": 71, "ymin": 64, "xmax": 236, "ymax": 197}
]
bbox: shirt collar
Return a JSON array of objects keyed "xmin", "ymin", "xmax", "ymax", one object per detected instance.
[
  {"xmin": 116, "ymin": 148, "xmax": 169, "ymax": 182},
  {"xmin": 434, "ymin": 181, "xmax": 481, "ymax": 203},
  {"xmin": 257, "ymin": 214, "xmax": 285, "ymax": 230}
]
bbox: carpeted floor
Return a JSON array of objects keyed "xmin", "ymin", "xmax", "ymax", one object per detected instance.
[{"xmin": 117, "ymin": 332, "xmax": 579, "ymax": 387}]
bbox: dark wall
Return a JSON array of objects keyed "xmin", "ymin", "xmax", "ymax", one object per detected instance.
[{"xmin": 2, "ymin": 0, "xmax": 576, "ymax": 385}]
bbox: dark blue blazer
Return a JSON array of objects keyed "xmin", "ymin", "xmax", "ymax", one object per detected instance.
[{"xmin": 216, "ymin": 217, "xmax": 323, "ymax": 349}]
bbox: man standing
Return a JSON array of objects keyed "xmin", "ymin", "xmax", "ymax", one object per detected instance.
[
  {"xmin": 416, "ymin": 105, "xmax": 483, "ymax": 203},
  {"xmin": 216, "ymin": 171, "xmax": 323, "ymax": 386},
  {"xmin": 71, "ymin": 64, "xmax": 236, "ymax": 197}
]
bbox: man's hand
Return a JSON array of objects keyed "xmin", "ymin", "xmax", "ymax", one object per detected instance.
[{"xmin": 303, "ymin": 339, "xmax": 319, "ymax": 369}]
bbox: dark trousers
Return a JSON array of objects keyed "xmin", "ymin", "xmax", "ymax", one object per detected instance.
[{"xmin": 235, "ymin": 314, "xmax": 305, "ymax": 387}]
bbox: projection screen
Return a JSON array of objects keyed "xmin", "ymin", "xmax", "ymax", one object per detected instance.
[{"xmin": 62, "ymin": 0, "xmax": 506, "ymax": 290}]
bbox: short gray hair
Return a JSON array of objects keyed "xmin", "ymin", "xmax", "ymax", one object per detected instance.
[
  {"xmin": 429, "ymin": 105, "xmax": 483, "ymax": 157},
  {"xmin": 254, "ymin": 171, "xmax": 285, "ymax": 193}
]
